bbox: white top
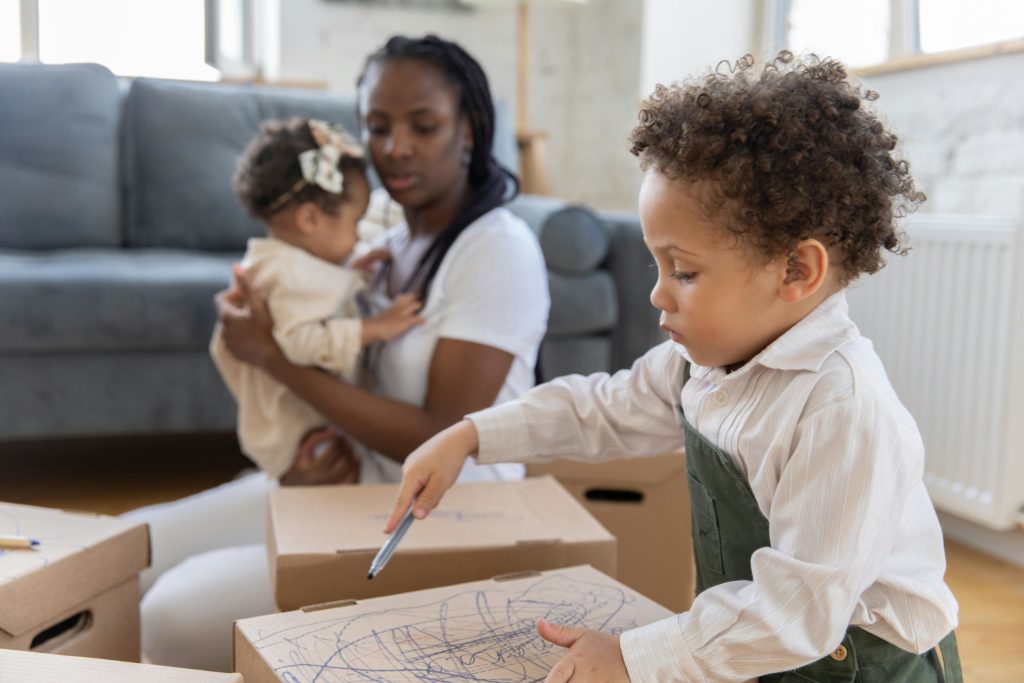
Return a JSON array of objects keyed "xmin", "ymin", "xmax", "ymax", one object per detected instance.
[
  {"xmin": 469, "ymin": 291, "xmax": 958, "ymax": 682},
  {"xmin": 359, "ymin": 206, "xmax": 550, "ymax": 484},
  {"xmin": 210, "ymin": 237, "xmax": 365, "ymax": 478}
]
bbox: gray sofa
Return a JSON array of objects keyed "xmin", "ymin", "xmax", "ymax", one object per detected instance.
[{"xmin": 0, "ymin": 62, "xmax": 660, "ymax": 442}]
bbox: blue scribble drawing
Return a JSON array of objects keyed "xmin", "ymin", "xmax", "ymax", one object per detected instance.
[{"xmin": 250, "ymin": 573, "xmax": 644, "ymax": 682}]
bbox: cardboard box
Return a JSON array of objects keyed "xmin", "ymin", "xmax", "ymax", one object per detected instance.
[
  {"xmin": 0, "ymin": 649, "xmax": 243, "ymax": 682},
  {"xmin": 528, "ymin": 452, "xmax": 695, "ymax": 612},
  {"xmin": 268, "ymin": 476, "xmax": 616, "ymax": 611},
  {"xmin": 235, "ymin": 564, "xmax": 672, "ymax": 683},
  {"xmin": 0, "ymin": 502, "xmax": 150, "ymax": 661}
]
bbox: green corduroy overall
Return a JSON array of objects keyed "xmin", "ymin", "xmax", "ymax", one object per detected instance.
[{"xmin": 677, "ymin": 363, "xmax": 962, "ymax": 682}]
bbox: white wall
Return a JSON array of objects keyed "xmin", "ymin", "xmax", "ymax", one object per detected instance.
[
  {"xmin": 558, "ymin": 0, "xmax": 644, "ymax": 211},
  {"xmin": 264, "ymin": 0, "xmax": 762, "ymax": 213},
  {"xmin": 862, "ymin": 51, "xmax": 1024, "ymax": 219},
  {"xmin": 641, "ymin": 0, "xmax": 756, "ymax": 98},
  {"xmin": 266, "ymin": 4, "xmax": 1024, "ymax": 222}
]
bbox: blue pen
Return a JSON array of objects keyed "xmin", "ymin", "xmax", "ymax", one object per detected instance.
[{"xmin": 368, "ymin": 501, "xmax": 416, "ymax": 580}]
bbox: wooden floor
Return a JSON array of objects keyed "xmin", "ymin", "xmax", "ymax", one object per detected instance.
[{"xmin": 3, "ymin": 435, "xmax": 1023, "ymax": 681}]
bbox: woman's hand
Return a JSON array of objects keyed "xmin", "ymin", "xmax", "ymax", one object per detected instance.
[
  {"xmin": 280, "ymin": 427, "xmax": 361, "ymax": 486},
  {"xmin": 383, "ymin": 419, "xmax": 478, "ymax": 532},
  {"xmin": 537, "ymin": 619, "xmax": 630, "ymax": 683},
  {"xmin": 214, "ymin": 264, "xmax": 281, "ymax": 369}
]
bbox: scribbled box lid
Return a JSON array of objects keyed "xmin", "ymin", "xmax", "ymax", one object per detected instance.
[
  {"xmin": 0, "ymin": 503, "xmax": 149, "ymax": 637},
  {"xmin": 234, "ymin": 564, "xmax": 672, "ymax": 683},
  {"xmin": 267, "ymin": 476, "xmax": 617, "ymax": 610},
  {"xmin": 0, "ymin": 650, "xmax": 242, "ymax": 682}
]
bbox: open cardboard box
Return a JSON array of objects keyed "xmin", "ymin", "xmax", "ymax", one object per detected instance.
[
  {"xmin": 528, "ymin": 451, "xmax": 695, "ymax": 612},
  {"xmin": 0, "ymin": 649, "xmax": 242, "ymax": 682},
  {"xmin": 0, "ymin": 502, "xmax": 150, "ymax": 661},
  {"xmin": 267, "ymin": 476, "xmax": 616, "ymax": 611},
  {"xmin": 235, "ymin": 564, "xmax": 672, "ymax": 683}
]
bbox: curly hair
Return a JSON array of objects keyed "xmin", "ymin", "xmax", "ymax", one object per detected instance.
[
  {"xmin": 629, "ymin": 51, "xmax": 924, "ymax": 284},
  {"xmin": 233, "ymin": 117, "xmax": 366, "ymax": 221}
]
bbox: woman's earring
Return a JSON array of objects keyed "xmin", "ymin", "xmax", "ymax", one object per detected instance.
[{"xmin": 462, "ymin": 148, "xmax": 472, "ymax": 166}]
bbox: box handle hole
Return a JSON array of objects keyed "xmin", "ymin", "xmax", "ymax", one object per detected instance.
[
  {"xmin": 30, "ymin": 610, "xmax": 93, "ymax": 652},
  {"xmin": 584, "ymin": 488, "xmax": 644, "ymax": 503}
]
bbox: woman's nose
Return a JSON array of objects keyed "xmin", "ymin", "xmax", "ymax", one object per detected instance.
[{"xmin": 383, "ymin": 128, "xmax": 413, "ymax": 160}]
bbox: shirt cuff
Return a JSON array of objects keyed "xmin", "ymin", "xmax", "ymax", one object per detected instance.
[
  {"xmin": 621, "ymin": 614, "xmax": 702, "ymax": 683},
  {"xmin": 466, "ymin": 402, "xmax": 531, "ymax": 465}
]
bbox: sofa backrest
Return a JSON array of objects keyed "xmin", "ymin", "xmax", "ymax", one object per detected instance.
[
  {"xmin": 0, "ymin": 63, "xmax": 122, "ymax": 250},
  {"xmin": 122, "ymin": 77, "xmax": 520, "ymax": 252},
  {"xmin": 122, "ymin": 78, "xmax": 363, "ymax": 251}
]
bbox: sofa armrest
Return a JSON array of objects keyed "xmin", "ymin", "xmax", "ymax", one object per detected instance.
[{"xmin": 599, "ymin": 210, "xmax": 663, "ymax": 371}]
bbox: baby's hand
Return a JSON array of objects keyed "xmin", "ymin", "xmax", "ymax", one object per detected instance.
[
  {"xmin": 537, "ymin": 619, "xmax": 630, "ymax": 683},
  {"xmin": 351, "ymin": 248, "xmax": 391, "ymax": 273},
  {"xmin": 361, "ymin": 293, "xmax": 425, "ymax": 345}
]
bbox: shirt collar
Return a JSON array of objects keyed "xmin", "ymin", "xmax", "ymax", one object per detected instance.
[{"xmin": 680, "ymin": 290, "xmax": 859, "ymax": 382}]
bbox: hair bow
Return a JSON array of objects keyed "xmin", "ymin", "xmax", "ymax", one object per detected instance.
[{"xmin": 298, "ymin": 119, "xmax": 364, "ymax": 194}]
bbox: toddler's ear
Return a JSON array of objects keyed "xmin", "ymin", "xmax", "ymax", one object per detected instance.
[
  {"xmin": 292, "ymin": 202, "xmax": 320, "ymax": 235},
  {"xmin": 778, "ymin": 238, "xmax": 829, "ymax": 303}
]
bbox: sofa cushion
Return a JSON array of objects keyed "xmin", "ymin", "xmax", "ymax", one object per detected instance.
[
  {"xmin": 546, "ymin": 270, "xmax": 617, "ymax": 337},
  {"xmin": 0, "ymin": 249, "xmax": 235, "ymax": 353},
  {"xmin": 507, "ymin": 196, "xmax": 609, "ymax": 274},
  {"xmin": 123, "ymin": 79, "xmax": 362, "ymax": 250},
  {"xmin": 0, "ymin": 63, "xmax": 121, "ymax": 250}
]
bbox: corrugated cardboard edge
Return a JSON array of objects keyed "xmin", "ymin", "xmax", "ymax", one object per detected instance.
[{"xmin": 233, "ymin": 621, "xmax": 277, "ymax": 683}]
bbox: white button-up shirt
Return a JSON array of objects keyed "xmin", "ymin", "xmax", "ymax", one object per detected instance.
[{"xmin": 469, "ymin": 292, "xmax": 958, "ymax": 682}]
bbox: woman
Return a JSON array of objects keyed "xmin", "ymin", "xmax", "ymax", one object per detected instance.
[{"xmin": 127, "ymin": 34, "xmax": 549, "ymax": 671}]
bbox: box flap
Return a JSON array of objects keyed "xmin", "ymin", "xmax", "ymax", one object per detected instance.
[
  {"xmin": 0, "ymin": 649, "xmax": 242, "ymax": 682},
  {"xmin": 0, "ymin": 503, "xmax": 149, "ymax": 637},
  {"xmin": 269, "ymin": 477, "xmax": 605, "ymax": 558},
  {"xmin": 516, "ymin": 476, "xmax": 616, "ymax": 544},
  {"xmin": 237, "ymin": 565, "xmax": 672, "ymax": 682},
  {"xmin": 527, "ymin": 450, "xmax": 686, "ymax": 487}
]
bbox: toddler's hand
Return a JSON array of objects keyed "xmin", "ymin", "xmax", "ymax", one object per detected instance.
[
  {"xmin": 383, "ymin": 419, "xmax": 478, "ymax": 533},
  {"xmin": 537, "ymin": 619, "xmax": 630, "ymax": 683},
  {"xmin": 361, "ymin": 293, "xmax": 425, "ymax": 345}
]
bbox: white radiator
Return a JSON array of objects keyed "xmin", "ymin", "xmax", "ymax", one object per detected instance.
[{"xmin": 846, "ymin": 214, "xmax": 1024, "ymax": 530}]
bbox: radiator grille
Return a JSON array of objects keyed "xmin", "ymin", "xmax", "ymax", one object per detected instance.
[{"xmin": 846, "ymin": 215, "xmax": 1024, "ymax": 530}]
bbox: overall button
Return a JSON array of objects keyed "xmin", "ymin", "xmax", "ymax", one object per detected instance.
[
  {"xmin": 830, "ymin": 644, "xmax": 848, "ymax": 661},
  {"xmin": 712, "ymin": 390, "xmax": 728, "ymax": 405}
]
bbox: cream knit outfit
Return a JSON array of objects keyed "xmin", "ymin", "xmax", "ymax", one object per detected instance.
[{"xmin": 210, "ymin": 237, "xmax": 365, "ymax": 478}]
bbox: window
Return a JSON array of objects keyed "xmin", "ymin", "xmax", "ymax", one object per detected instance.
[
  {"xmin": 36, "ymin": 0, "xmax": 217, "ymax": 80},
  {"xmin": 775, "ymin": 0, "xmax": 1024, "ymax": 71},
  {"xmin": 0, "ymin": 0, "xmax": 21, "ymax": 63},
  {"xmin": 919, "ymin": 0, "xmax": 1024, "ymax": 53},
  {"xmin": 786, "ymin": 0, "xmax": 890, "ymax": 68}
]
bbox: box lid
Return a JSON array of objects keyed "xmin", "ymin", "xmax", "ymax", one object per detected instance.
[
  {"xmin": 0, "ymin": 503, "xmax": 150, "ymax": 638},
  {"xmin": 0, "ymin": 650, "xmax": 242, "ymax": 682},
  {"xmin": 270, "ymin": 475, "xmax": 613, "ymax": 557},
  {"xmin": 527, "ymin": 450, "xmax": 686, "ymax": 487},
  {"xmin": 236, "ymin": 564, "xmax": 672, "ymax": 682}
]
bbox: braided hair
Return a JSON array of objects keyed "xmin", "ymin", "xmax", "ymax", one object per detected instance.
[{"xmin": 357, "ymin": 34, "xmax": 519, "ymax": 302}]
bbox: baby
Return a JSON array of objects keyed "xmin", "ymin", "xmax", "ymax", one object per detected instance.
[{"xmin": 211, "ymin": 117, "xmax": 422, "ymax": 479}]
